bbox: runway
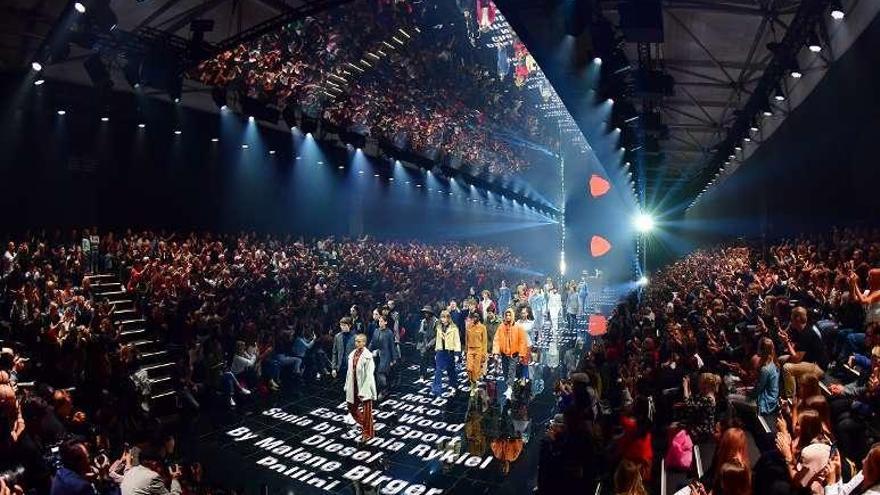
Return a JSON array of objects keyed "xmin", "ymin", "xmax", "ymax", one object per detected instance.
[{"xmin": 188, "ymin": 342, "xmax": 568, "ymax": 494}]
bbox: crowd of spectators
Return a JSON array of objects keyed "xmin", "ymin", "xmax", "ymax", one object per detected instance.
[
  {"xmin": 0, "ymin": 228, "xmax": 525, "ymax": 494},
  {"xmin": 193, "ymin": 0, "xmax": 562, "ymax": 177},
  {"xmin": 538, "ymin": 227, "xmax": 880, "ymax": 495}
]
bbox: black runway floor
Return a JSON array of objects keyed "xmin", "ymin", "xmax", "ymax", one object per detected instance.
[{"xmin": 182, "ymin": 342, "xmax": 569, "ymax": 495}]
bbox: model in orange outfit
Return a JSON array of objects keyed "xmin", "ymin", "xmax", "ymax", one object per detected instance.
[
  {"xmin": 465, "ymin": 312, "xmax": 488, "ymax": 392},
  {"xmin": 492, "ymin": 308, "xmax": 530, "ymax": 382}
]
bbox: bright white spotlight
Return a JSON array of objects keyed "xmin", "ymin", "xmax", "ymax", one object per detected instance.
[
  {"xmin": 809, "ymin": 43, "xmax": 822, "ymax": 53},
  {"xmin": 248, "ymin": 116, "xmax": 255, "ymax": 122},
  {"xmin": 33, "ymin": 79, "xmax": 45, "ymax": 86},
  {"xmin": 269, "ymin": 150, "xmax": 276, "ymax": 155},
  {"xmin": 56, "ymin": 110, "xmax": 66, "ymax": 116},
  {"xmin": 593, "ymin": 57, "xmax": 602, "ymax": 65},
  {"xmin": 241, "ymin": 144, "xmax": 249, "ymax": 149},
  {"xmin": 31, "ymin": 62, "xmax": 43, "ymax": 72},
  {"xmin": 100, "ymin": 116, "xmax": 109, "ymax": 122},
  {"xmin": 74, "ymin": 2, "xmax": 86, "ymax": 13},
  {"xmin": 634, "ymin": 212, "xmax": 655, "ymax": 232},
  {"xmin": 637, "ymin": 276, "xmax": 649, "ymax": 286},
  {"xmin": 173, "ymin": 130, "xmax": 182, "ymax": 135},
  {"xmin": 790, "ymin": 70, "xmax": 802, "ymax": 79},
  {"xmin": 831, "ymin": 8, "xmax": 844, "ymax": 20},
  {"xmin": 220, "ymin": 105, "xmax": 228, "ymax": 111},
  {"xmin": 210, "ymin": 137, "xmax": 219, "ymax": 142},
  {"xmin": 138, "ymin": 123, "xmax": 146, "ymax": 129}
]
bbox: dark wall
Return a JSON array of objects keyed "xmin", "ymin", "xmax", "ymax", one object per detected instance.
[
  {"xmin": 0, "ymin": 78, "xmax": 557, "ymax": 273},
  {"xmin": 687, "ymin": 13, "xmax": 880, "ymax": 239}
]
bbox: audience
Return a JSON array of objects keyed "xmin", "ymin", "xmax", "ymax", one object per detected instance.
[
  {"xmin": 0, "ymin": 229, "xmax": 524, "ymax": 494},
  {"xmin": 9, "ymin": 224, "xmax": 880, "ymax": 495},
  {"xmin": 193, "ymin": 0, "xmax": 562, "ymax": 177},
  {"xmin": 536, "ymin": 227, "xmax": 880, "ymax": 495}
]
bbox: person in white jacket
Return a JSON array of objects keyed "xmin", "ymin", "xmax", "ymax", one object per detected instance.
[{"xmin": 344, "ymin": 333, "xmax": 378, "ymax": 439}]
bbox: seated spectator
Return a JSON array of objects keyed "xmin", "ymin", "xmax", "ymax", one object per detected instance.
[
  {"xmin": 825, "ymin": 442, "xmax": 880, "ymax": 494},
  {"xmin": 613, "ymin": 459, "xmax": 648, "ymax": 495},
  {"xmin": 776, "ymin": 409, "xmax": 831, "ymax": 494},
  {"xmin": 680, "ymin": 372, "xmax": 720, "ymax": 443}
]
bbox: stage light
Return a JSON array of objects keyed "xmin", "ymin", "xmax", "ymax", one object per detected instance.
[
  {"xmin": 56, "ymin": 110, "xmax": 66, "ymax": 116},
  {"xmin": 100, "ymin": 116, "xmax": 109, "ymax": 122},
  {"xmin": 790, "ymin": 69, "xmax": 802, "ymax": 79},
  {"xmin": 220, "ymin": 105, "xmax": 228, "ymax": 111},
  {"xmin": 830, "ymin": 0, "xmax": 845, "ymax": 19},
  {"xmin": 373, "ymin": 173, "xmax": 379, "ymax": 177},
  {"xmin": 633, "ymin": 212, "xmax": 654, "ymax": 232},
  {"xmin": 33, "ymin": 79, "xmax": 45, "ymax": 86},
  {"xmin": 750, "ymin": 122, "xmax": 759, "ymax": 133},
  {"xmin": 338, "ymin": 166, "xmax": 344, "ymax": 170},
  {"xmin": 248, "ymin": 116, "xmax": 255, "ymax": 122},
  {"xmin": 389, "ymin": 178, "xmax": 395, "ymax": 182},
  {"xmin": 138, "ymin": 123, "xmax": 146, "ymax": 128},
  {"xmin": 744, "ymin": 136, "xmax": 752, "ymax": 142},
  {"xmin": 358, "ymin": 170, "xmax": 364, "ymax": 175},
  {"xmin": 212, "ymin": 87, "xmax": 228, "ymax": 110},
  {"xmin": 241, "ymin": 144, "xmax": 249, "ymax": 149},
  {"xmin": 734, "ymin": 145, "xmax": 742, "ymax": 152},
  {"xmin": 174, "ymin": 97, "xmax": 180, "ymax": 104},
  {"xmin": 173, "ymin": 130, "xmax": 182, "ymax": 135},
  {"xmin": 637, "ymin": 276, "xmax": 649, "ymax": 286},
  {"xmin": 774, "ymin": 82, "xmax": 786, "ymax": 101},
  {"xmin": 211, "ymin": 138, "xmax": 219, "ymax": 142},
  {"xmin": 269, "ymin": 150, "xmax": 276, "ymax": 155},
  {"xmin": 74, "ymin": 2, "xmax": 86, "ymax": 13},
  {"xmin": 594, "ymin": 57, "xmax": 602, "ymax": 64},
  {"xmin": 31, "ymin": 61, "xmax": 42, "ymax": 72},
  {"xmin": 808, "ymin": 32, "xmax": 822, "ymax": 52}
]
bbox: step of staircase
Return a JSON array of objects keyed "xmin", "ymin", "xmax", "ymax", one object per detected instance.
[
  {"xmin": 111, "ymin": 309, "xmax": 138, "ymax": 320},
  {"xmin": 143, "ymin": 362, "xmax": 175, "ymax": 375},
  {"xmin": 119, "ymin": 318, "xmax": 146, "ymax": 327},
  {"xmin": 91, "ymin": 273, "xmax": 182, "ymax": 418},
  {"xmin": 100, "ymin": 290, "xmax": 127, "ymax": 299}
]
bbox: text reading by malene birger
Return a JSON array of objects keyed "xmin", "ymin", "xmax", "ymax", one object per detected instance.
[{"xmin": 225, "ymin": 390, "xmax": 493, "ymax": 494}]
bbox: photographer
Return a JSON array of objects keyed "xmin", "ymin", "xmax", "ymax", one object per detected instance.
[
  {"xmin": 119, "ymin": 445, "xmax": 181, "ymax": 495},
  {"xmin": 50, "ymin": 440, "xmax": 95, "ymax": 495}
]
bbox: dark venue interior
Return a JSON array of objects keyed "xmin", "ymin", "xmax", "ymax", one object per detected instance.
[{"xmin": 2, "ymin": 1, "xmax": 880, "ymax": 494}]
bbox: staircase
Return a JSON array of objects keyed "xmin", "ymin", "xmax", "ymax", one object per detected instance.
[{"xmin": 85, "ymin": 273, "xmax": 178, "ymax": 414}]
